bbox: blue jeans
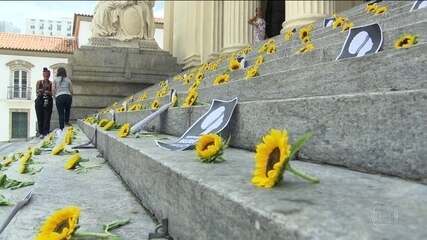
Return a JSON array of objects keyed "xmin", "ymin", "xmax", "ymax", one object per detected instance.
[{"xmin": 55, "ymin": 94, "xmax": 72, "ymax": 130}]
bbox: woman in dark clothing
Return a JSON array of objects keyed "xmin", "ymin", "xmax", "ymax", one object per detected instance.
[
  {"xmin": 52, "ymin": 67, "xmax": 73, "ymax": 131},
  {"xmin": 35, "ymin": 67, "xmax": 53, "ymax": 138}
]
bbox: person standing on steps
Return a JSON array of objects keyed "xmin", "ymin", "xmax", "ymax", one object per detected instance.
[
  {"xmin": 248, "ymin": 7, "xmax": 266, "ymax": 43},
  {"xmin": 52, "ymin": 67, "xmax": 73, "ymax": 134},
  {"xmin": 35, "ymin": 68, "xmax": 53, "ymax": 139}
]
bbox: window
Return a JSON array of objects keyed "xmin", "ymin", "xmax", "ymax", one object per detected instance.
[
  {"xmin": 30, "ymin": 25, "xmax": 35, "ymax": 29},
  {"xmin": 57, "ymin": 24, "xmax": 61, "ymax": 31},
  {"xmin": 48, "ymin": 24, "xmax": 52, "ymax": 30},
  {"xmin": 11, "ymin": 112, "xmax": 28, "ymax": 139},
  {"xmin": 12, "ymin": 70, "xmax": 28, "ymax": 98},
  {"xmin": 40, "ymin": 24, "xmax": 44, "ymax": 30},
  {"xmin": 6, "ymin": 60, "xmax": 34, "ymax": 100}
]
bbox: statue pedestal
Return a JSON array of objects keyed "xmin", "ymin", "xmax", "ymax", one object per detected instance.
[
  {"xmin": 89, "ymin": 37, "xmax": 160, "ymax": 50},
  {"xmin": 66, "ymin": 45, "xmax": 181, "ymax": 120}
]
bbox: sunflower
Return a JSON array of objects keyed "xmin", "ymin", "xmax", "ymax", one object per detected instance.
[
  {"xmin": 35, "ymin": 206, "xmax": 80, "ymax": 240},
  {"xmin": 202, "ymin": 63, "xmax": 210, "ymax": 72},
  {"xmin": 182, "ymin": 74, "xmax": 193, "ymax": 85},
  {"xmin": 258, "ymin": 42, "xmax": 268, "ymax": 54},
  {"xmin": 2, "ymin": 155, "xmax": 14, "ymax": 167},
  {"xmin": 208, "ymin": 62, "xmax": 218, "ymax": 71},
  {"xmin": 64, "ymin": 153, "xmax": 81, "ymax": 170},
  {"xmin": 116, "ymin": 106, "xmax": 126, "ymax": 113},
  {"xmin": 98, "ymin": 119, "xmax": 110, "ymax": 127},
  {"xmin": 251, "ymin": 129, "xmax": 291, "ymax": 188},
  {"xmin": 118, "ymin": 123, "xmax": 130, "ymax": 138},
  {"xmin": 255, "ymin": 55, "xmax": 264, "ymax": 65},
  {"xmin": 18, "ymin": 151, "xmax": 32, "ymax": 174},
  {"xmin": 195, "ymin": 72, "xmax": 204, "ymax": 82},
  {"xmin": 341, "ymin": 21, "xmax": 353, "ymax": 32},
  {"xmin": 138, "ymin": 92, "xmax": 148, "ymax": 101},
  {"xmin": 394, "ymin": 34, "xmax": 418, "ymax": 49},
  {"xmin": 195, "ymin": 134, "xmax": 225, "ymax": 163},
  {"xmin": 151, "ymin": 98, "xmax": 160, "ymax": 110},
  {"xmin": 284, "ymin": 28, "xmax": 294, "ymax": 41},
  {"xmin": 84, "ymin": 116, "xmax": 97, "ymax": 125},
  {"xmin": 228, "ymin": 58, "xmax": 241, "ymax": 71},
  {"xmin": 182, "ymin": 89, "xmax": 198, "ymax": 108},
  {"xmin": 266, "ymin": 44, "xmax": 276, "ymax": 54},
  {"xmin": 64, "ymin": 131, "xmax": 73, "ymax": 145},
  {"xmin": 333, "ymin": 16, "xmax": 348, "ymax": 29},
  {"xmin": 213, "ymin": 73, "xmax": 230, "ymax": 86},
  {"xmin": 128, "ymin": 103, "xmax": 143, "ymax": 112},
  {"xmin": 52, "ymin": 142, "xmax": 66, "ymax": 155},
  {"xmin": 299, "ymin": 25, "xmax": 313, "ymax": 42},
  {"xmin": 190, "ymin": 79, "xmax": 201, "ymax": 90},
  {"xmin": 365, "ymin": 3, "xmax": 378, "ymax": 13},
  {"xmin": 103, "ymin": 120, "xmax": 115, "ymax": 131},
  {"xmin": 298, "ymin": 42, "xmax": 315, "ymax": 54},
  {"xmin": 245, "ymin": 65, "xmax": 259, "ymax": 80},
  {"xmin": 374, "ymin": 5, "xmax": 388, "ymax": 15}
]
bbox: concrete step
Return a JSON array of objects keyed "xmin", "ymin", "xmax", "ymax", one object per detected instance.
[
  {"xmin": 140, "ymin": 16, "xmax": 427, "ymax": 98},
  {"xmin": 195, "ymin": 43, "xmax": 427, "ymax": 102},
  {"xmin": 98, "ymin": 89, "xmax": 427, "ymax": 182},
  {"xmin": 0, "ymin": 127, "xmax": 155, "ymax": 240},
  {"xmin": 78, "ymin": 121, "xmax": 427, "ymax": 240},
  {"xmin": 72, "ymin": 94, "xmax": 126, "ymax": 108}
]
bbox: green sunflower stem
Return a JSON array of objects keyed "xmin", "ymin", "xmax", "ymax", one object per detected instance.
[
  {"xmin": 72, "ymin": 231, "xmax": 121, "ymax": 240},
  {"xmin": 286, "ymin": 164, "xmax": 319, "ymax": 184}
]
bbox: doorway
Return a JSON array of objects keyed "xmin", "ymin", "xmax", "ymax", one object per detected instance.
[
  {"xmin": 264, "ymin": 0, "xmax": 286, "ymax": 38},
  {"xmin": 11, "ymin": 111, "xmax": 28, "ymax": 139}
]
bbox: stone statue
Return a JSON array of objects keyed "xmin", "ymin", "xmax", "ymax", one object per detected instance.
[{"xmin": 91, "ymin": 0, "xmax": 155, "ymax": 41}]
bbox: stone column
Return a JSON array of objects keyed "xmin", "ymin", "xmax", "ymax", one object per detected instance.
[
  {"xmin": 222, "ymin": 0, "xmax": 259, "ymax": 53},
  {"xmin": 163, "ymin": 1, "xmax": 174, "ymax": 53},
  {"xmin": 282, "ymin": 1, "xmax": 362, "ymax": 30},
  {"xmin": 207, "ymin": 1, "xmax": 224, "ymax": 61}
]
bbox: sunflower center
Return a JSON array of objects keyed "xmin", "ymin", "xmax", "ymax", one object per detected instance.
[
  {"xmin": 265, "ymin": 147, "xmax": 281, "ymax": 176},
  {"xmin": 202, "ymin": 141, "xmax": 215, "ymax": 151},
  {"xmin": 402, "ymin": 38, "xmax": 409, "ymax": 46},
  {"xmin": 54, "ymin": 219, "xmax": 70, "ymax": 233}
]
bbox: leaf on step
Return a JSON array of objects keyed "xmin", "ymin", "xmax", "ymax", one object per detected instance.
[
  {"xmin": 0, "ymin": 173, "xmax": 34, "ymax": 190},
  {"xmin": 0, "ymin": 194, "xmax": 12, "ymax": 206}
]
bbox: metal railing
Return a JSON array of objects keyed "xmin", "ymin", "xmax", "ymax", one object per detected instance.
[{"xmin": 7, "ymin": 86, "xmax": 32, "ymax": 100}]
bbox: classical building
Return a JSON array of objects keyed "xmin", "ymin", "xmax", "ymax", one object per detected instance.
[
  {"xmin": 0, "ymin": 32, "xmax": 76, "ymax": 141},
  {"xmin": 163, "ymin": 0, "xmax": 361, "ymax": 69},
  {"xmin": 25, "ymin": 17, "xmax": 73, "ymax": 37}
]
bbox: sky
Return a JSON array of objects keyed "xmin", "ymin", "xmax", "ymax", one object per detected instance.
[{"xmin": 0, "ymin": 1, "xmax": 164, "ymax": 33}]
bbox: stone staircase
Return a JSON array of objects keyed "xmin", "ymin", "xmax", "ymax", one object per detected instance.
[{"xmin": 78, "ymin": 1, "xmax": 427, "ymax": 239}]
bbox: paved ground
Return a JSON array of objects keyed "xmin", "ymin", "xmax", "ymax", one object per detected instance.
[{"xmin": 0, "ymin": 127, "xmax": 155, "ymax": 239}]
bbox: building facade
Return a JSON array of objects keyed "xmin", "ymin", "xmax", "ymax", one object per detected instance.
[
  {"xmin": 0, "ymin": 33, "xmax": 76, "ymax": 142},
  {"xmin": 163, "ymin": 0, "xmax": 361, "ymax": 69},
  {"xmin": 0, "ymin": 21, "xmax": 21, "ymax": 33},
  {"xmin": 25, "ymin": 17, "xmax": 73, "ymax": 37}
]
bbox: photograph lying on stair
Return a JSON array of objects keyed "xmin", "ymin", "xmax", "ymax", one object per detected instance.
[
  {"xmin": 156, "ymin": 98, "xmax": 238, "ymax": 151},
  {"xmin": 411, "ymin": 0, "xmax": 427, "ymax": 11},
  {"xmin": 323, "ymin": 17, "xmax": 335, "ymax": 28},
  {"xmin": 336, "ymin": 23, "xmax": 383, "ymax": 60}
]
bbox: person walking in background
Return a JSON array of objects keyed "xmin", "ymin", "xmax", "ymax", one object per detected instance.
[
  {"xmin": 35, "ymin": 68, "xmax": 53, "ymax": 139},
  {"xmin": 52, "ymin": 67, "xmax": 73, "ymax": 133},
  {"xmin": 248, "ymin": 7, "xmax": 266, "ymax": 43}
]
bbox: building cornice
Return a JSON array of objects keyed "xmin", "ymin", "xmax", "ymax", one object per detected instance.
[{"xmin": 0, "ymin": 49, "xmax": 71, "ymax": 59}]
